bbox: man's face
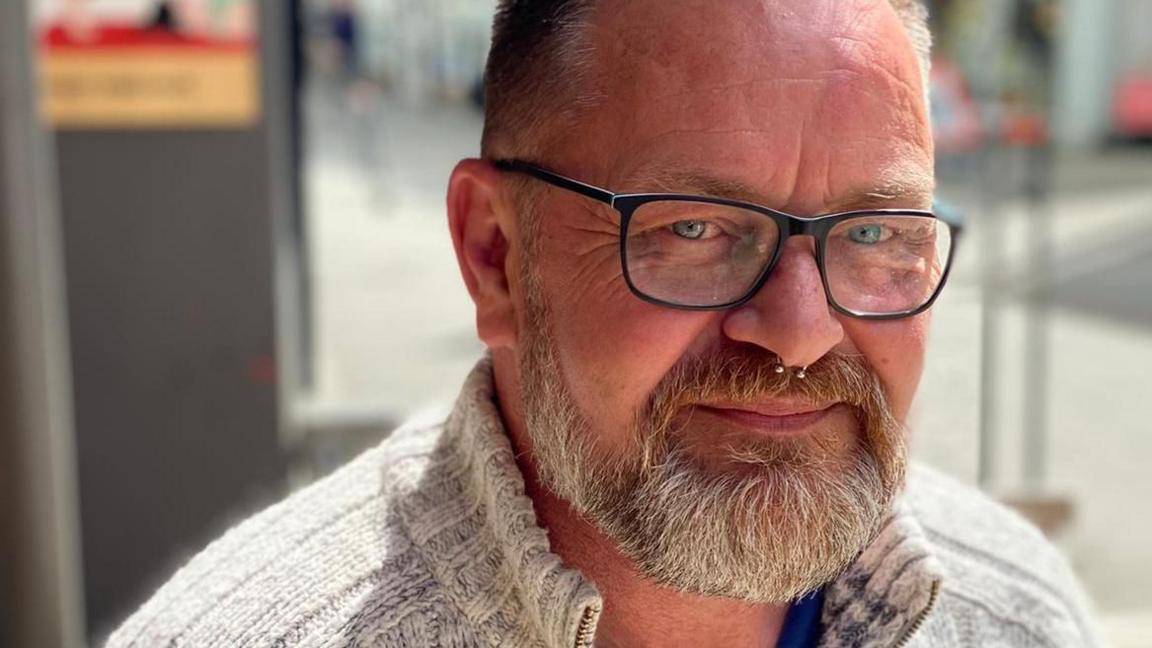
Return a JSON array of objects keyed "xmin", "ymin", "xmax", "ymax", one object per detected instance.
[{"xmin": 508, "ymin": 0, "xmax": 935, "ymax": 601}]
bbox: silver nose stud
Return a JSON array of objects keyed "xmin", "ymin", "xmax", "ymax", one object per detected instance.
[{"xmin": 773, "ymin": 360, "xmax": 809, "ymax": 379}]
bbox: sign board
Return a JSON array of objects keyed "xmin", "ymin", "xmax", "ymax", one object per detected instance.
[{"xmin": 37, "ymin": 0, "xmax": 260, "ymax": 128}]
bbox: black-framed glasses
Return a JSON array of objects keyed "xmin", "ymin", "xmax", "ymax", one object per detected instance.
[{"xmin": 495, "ymin": 159, "xmax": 962, "ymax": 320}]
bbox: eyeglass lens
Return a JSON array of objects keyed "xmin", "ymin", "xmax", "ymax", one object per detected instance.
[{"xmin": 624, "ymin": 202, "xmax": 952, "ymax": 314}]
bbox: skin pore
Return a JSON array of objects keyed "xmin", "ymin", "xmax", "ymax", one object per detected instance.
[{"xmin": 447, "ymin": 0, "xmax": 936, "ymax": 646}]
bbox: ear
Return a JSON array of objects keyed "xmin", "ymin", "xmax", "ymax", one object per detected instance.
[{"xmin": 447, "ymin": 158, "xmax": 519, "ymax": 350}]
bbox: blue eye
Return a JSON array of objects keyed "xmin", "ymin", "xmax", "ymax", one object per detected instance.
[
  {"xmin": 848, "ymin": 224, "xmax": 888, "ymax": 245},
  {"xmin": 672, "ymin": 220, "xmax": 708, "ymax": 240}
]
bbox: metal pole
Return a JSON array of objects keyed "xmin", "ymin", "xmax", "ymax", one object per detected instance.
[
  {"xmin": 1020, "ymin": 4, "xmax": 1057, "ymax": 492},
  {"xmin": 975, "ymin": 0, "xmax": 1016, "ymax": 489},
  {"xmin": 1021, "ymin": 141, "xmax": 1053, "ymax": 491},
  {"xmin": 0, "ymin": 0, "xmax": 87, "ymax": 644},
  {"xmin": 977, "ymin": 143, "xmax": 1006, "ymax": 489},
  {"xmin": 264, "ymin": 0, "xmax": 311, "ymax": 445}
]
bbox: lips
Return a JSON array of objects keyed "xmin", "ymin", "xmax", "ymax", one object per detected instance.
[{"xmin": 692, "ymin": 401, "xmax": 838, "ymax": 436}]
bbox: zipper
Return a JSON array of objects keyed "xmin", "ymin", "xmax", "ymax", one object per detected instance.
[
  {"xmin": 891, "ymin": 579, "xmax": 941, "ymax": 648},
  {"xmin": 573, "ymin": 605, "xmax": 600, "ymax": 648}
]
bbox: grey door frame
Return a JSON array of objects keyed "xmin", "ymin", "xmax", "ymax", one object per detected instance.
[{"xmin": 0, "ymin": 0, "xmax": 87, "ymax": 646}]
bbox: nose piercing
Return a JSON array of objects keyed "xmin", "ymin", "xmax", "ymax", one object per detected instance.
[{"xmin": 773, "ymin": 359, "xmax": 809, "ymax": 380}]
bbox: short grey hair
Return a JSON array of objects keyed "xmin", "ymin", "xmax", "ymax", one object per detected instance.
[{"xmin": 481, "ymin": 0, "xmax": 932, "ymax": 159}]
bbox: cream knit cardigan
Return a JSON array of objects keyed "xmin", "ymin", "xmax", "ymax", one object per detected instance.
[{"xmin": 108, "ymin": 359, "xmax": 1100, "ymax": 647}]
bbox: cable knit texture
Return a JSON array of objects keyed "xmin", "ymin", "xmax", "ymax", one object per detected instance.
[{"xmin": 107, "ymin": 358, "xmax": 1100, "ymax": 647}]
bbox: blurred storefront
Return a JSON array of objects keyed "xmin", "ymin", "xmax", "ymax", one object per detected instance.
[
  {"xmin": 928, "ymin": 0, "xmax": 1152, "ymax": 146},
  {"xmin": 302, "ymin": 0, "xmax": 494, "ymax": 103}
]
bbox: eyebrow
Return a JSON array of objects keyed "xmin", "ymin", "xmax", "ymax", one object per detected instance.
[{"xmin": 618, "ymin": 166, "xmax": 935, "ymax": 214}]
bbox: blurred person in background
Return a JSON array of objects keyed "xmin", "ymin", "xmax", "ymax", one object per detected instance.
[
  {"xmin": 329, "ymin": 0, "xmax": 362, "ymax": 81},
  {"xmin": 106, "ymin": 1, "xmax": 1101, "ymax": 646}
]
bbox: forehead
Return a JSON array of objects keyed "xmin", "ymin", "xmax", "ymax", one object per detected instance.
[{"xmin": 567, "ymin": 0, "xmax": 934, "ymax": 212}]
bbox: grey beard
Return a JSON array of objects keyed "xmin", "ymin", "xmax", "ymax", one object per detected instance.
[{"xmin": 517, "ymin": 277, "xmax": 905, "ymax": 602}]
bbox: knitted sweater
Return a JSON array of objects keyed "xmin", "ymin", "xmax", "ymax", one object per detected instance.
[{"xmin": 107, "ymin": 359, "xmax": 1101, "ymax": 647}]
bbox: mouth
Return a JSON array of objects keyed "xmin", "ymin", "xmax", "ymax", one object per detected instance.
[{"xmin": 692, "ymin": 401, "xmax": 838, "ymax": 437}]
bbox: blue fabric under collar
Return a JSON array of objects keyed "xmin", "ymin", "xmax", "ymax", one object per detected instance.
[{"xmin": 776, "ymin": 589, "xmax": 825, "ymax": 648}]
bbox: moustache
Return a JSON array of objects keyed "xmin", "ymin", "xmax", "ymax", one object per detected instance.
[
  {"xmin": 653, "ymin": 348, "xmax": 888, "ymax": 414},
  {"xmin": 636, "ymin": 347, "xmax": 901, "ymax": 467}
]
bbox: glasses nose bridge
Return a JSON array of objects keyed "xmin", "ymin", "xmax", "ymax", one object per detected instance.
[
  {"xmin": 781, "ymin": 211, "xmax": 824, "ymax": 239},
  {"xmin": 758, "ymin": 211, "xmax": 827, "ymax": 283},
  {"xmin": 774, "ymin": 213, "xmax": 827, "ymax": 266}
]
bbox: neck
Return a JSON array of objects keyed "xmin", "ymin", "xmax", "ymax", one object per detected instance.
[{"xmin": 491, "ymin": 354, "xmax": 790, "ymax": 648}]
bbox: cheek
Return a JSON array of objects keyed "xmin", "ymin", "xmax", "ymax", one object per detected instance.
[
  {"xmin": 532, "ymin": 223, "xmax": 715, "ymax": 441},
  {"xmin": 546, "ymin": 282, "xmax": 713, "ymax": 444},
  {"xmin": 843, "ymin": 315, "xmax": 929, "ymax": 422}
]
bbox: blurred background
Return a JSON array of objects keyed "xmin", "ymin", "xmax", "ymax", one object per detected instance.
[{"xmin": 1, "ymin": 0, "xmax": 1150, "ymax": 646}]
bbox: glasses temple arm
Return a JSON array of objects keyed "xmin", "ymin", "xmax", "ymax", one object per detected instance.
[{"xmin": 493, "ymin": 160, "xmax": 616, "ymax": 205}]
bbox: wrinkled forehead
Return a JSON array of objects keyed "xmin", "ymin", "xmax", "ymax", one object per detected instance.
[
  {"xmin": 595, "ymin": 0, "xmax": 924, "ymax": 86},
  {"xmin": 570, "ymin": 0, "xmax": 933, "ymax": 209}
]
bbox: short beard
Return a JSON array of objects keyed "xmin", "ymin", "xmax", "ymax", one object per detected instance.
[{"xmin": 518, "ymin": 270, "xmax": 907, "ymax": 603}]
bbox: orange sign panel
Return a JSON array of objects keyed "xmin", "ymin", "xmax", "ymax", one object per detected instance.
[{"xmin": 39, "ymin": 8, "xmax": 260, "ymax": 129}]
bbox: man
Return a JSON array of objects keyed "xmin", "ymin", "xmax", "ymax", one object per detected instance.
[{"xmin": 109, "ymin": 0, "xmax": 1100, "ymax": 646}]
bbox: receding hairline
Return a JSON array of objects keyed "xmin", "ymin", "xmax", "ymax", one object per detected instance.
[{"xmin": 481, "ymin": 0, "xmax": 932, "ymax": 158}]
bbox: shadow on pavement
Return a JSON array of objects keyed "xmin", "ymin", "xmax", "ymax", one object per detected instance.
[{"xmin": 1049, "ymin": 225, "xmax": 1152, "ymax": 329}]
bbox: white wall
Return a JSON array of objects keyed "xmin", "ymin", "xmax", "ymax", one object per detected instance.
[
  {"xmin": 1054, "ymin": 0, "xmax": 1152, "ymax": 146},
  {"xmin": 1053, "ymin": 0, "xmax": 1112, "ymax": 146}
]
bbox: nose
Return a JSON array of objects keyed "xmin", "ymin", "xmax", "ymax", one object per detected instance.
[{"xmin": 721, "ymin": 238, "xmax": 845, "ymax": 367}]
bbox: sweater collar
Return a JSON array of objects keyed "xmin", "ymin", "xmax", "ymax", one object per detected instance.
[
  {"xmin": 819, "ymin": 504, "xmax": 944, "ymax": 647},
  {"xmin": 409, "ymin": 357, "xmax": 601, "ymax": 648},
  {"xmin": 424, "ymin": 358, "xmax": 942, "ymax": 647}
]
